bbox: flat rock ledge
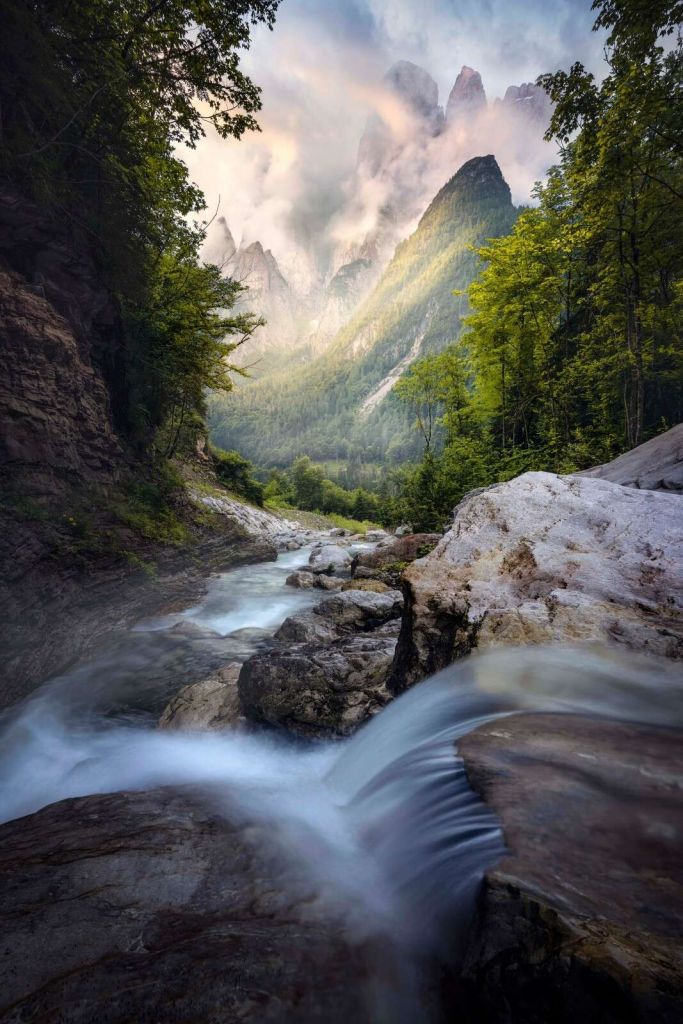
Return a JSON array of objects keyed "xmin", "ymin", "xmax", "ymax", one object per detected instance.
[
  {"xmin": 0, "ymin": 788, "xmax": 370, "ymax": 1023},
  {"xmin": 457, "ymin": 713, "xmax": 683, "ymax": 1024},
  {"xmin": 392, "ymin": 471, "xmax": 683, "ymax": 692}
]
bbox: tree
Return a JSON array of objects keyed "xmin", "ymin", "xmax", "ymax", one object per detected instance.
[
  {"xmin": 290, "ymin": 457, "xmax": 325, "ymax": 511},
  {"xmin": 539, "ymin": 0, "xmax": 683, "ymax": 446},
  {"xmin": 1, "ymin": 0, "xmax": 282, "ymax": 448}
]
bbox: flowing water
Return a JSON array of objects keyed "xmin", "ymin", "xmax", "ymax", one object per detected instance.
[{"xmin": 0, "ymin": 546, "xmax": 681, "ymax": 1020}]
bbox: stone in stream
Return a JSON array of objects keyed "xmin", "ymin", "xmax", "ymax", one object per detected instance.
[
  {"xmin": 158, "ymin": 662, "xmax": 242, "ymax": 731},
  {"xmin": 285, "ymin": 569, "xmax": 318, "ymax": 589},
  {"xmin": 457, "ymin": 713, "xmax": 683, "ymax": 1024},
  {"xmin": 392, "ymin": 470, "xmax": 683, "ymax": 692},
  {"xmin": 308, "ymin": 543, "xmax": 352, "ymax": 575},
  {"xmin": 315, "ymin": 574, "xmax": 344, "ymax": 591},
  {"xmin": 239, "ymin": 589, "xmax": 404, "ymax": 737},
  {"xmin": 0, "ymin": 788, "xmax": 371, "ymax": 1023}
]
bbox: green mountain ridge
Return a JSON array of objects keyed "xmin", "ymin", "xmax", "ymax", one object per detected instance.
[{"xmin": 210, "ymin": 155, "xmax": 519, "ymax": 465}]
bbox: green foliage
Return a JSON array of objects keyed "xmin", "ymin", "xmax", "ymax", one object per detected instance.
[
  {"xmin": 390, "ymin": 0, "xmax": 683, "ymax": 531},
  {"xmin": 113, "ymin": 465, "xmax": 189, "ymax": 546},
  {"xmin": 1, "ymin": 0, "xmax": 279, "ymax": 454},
  {"xmin": 325, "ymin": 514, "xmax": 381, "ymax": 535},
  {"xmin": 212, "ymin": 447, "xmax": 265, "ymax": 506}
]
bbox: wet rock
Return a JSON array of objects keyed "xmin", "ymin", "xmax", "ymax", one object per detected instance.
[
  {"xmin": 308, "ymin": 543, "xmax": 353, "ymax": 575},
  {"xmin": 276, "ymin": 589, "xmax": 402, "ymax": 646},
  {"xmin": 365, "ymin": 529, "xmax": 390, "ymax": 542},
  {"xmin": 238, "ymin": 624, "xmax": 398, "ymax": 738},
  {"xmin": 311, "ymin": 589, "xmax": 403, "ymax": 629},
  {"xmin": 330, "ymin": 527, "xmax": 351, "ymax": 537},
  {"xmin": 286, "ymin": 569, "xmax": 317, "ymax": 589},
  {"xmin": 240, "ymin": 591, "xmax": 404, "ymax": 737},
  {"xmin": 315, "ymin": 574, "xmax": 345, "ymax": 591},
  {"xmin": 158, "ymin": 663, "xmax": 241, "ymax": 731},
  {"xmin": 0, "ymin": 788, "xmax": 370, "ymax": 1022},
  {"xmin": 392, "ymin": 471, "xmax": 683, "ymax": 692},
  {"xmin": 354, "ymin": 565, "xmax": 382, "ymax": 580},
  {"xmin": 458, "ymin": 713, "xmax": 683, "ymax": 1024},
  {"xmin": 168, "ymin": 619, "xmax": 222, "ymax": 640},
  {"xmin": 275, "ymin": 613, "xmax": 340, "ymax": 646}
]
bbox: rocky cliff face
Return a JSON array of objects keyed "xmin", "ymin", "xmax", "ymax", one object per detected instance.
[
  {"xmin": 499, "ymin": 81, "xmax": 553, "ymax": 123},
  {"xmin": 0, "ymin": 193, "xmax": 286, "ymax": 708},
  {"xmin": 0, "ymin": 190, "xmax": 124, "ymax": 498}
]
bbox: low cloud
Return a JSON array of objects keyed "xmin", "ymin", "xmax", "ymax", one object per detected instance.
[{"xmin": 183, "ymin": 0, "xmax": 604, "ymax": 277}]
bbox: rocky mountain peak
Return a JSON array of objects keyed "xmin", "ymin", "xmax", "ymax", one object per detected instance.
[
  {"xmin": 383, "ymin": 60, "xmax": 440, "ymax": 121},
  {"xmin": 425, "ymin": 155, "xmax": 511, "ymax": 222},
  {"xmin": 202, "ymin": 216, "xmax": 236, "ymax": 267},
  {"xmin": 446, "ymin": 65, "xmax": 486, "ymax": 122},
  {"xmin": 501, "ymin": 82, "xmax": 552, "ymax": 123}
]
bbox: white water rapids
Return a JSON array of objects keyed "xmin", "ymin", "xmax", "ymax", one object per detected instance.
[{"xmin": 0, "ymin": 545, "xmax": 681, "ymax": 1020}]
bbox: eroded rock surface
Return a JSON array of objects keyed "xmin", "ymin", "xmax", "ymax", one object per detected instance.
[
  {"xmin": 239, "ymin": 589, "xmax": 403, "ymax": 737},
  {"xmin": 392, "ymin": 472, "xmax": 683, "ymax": 691},
  {"xmin": 0, "ymin": 788, "xmax": 370, "ymax": 1023},
  {"xmin": 458, "ymin": 713, "xmax": 683, "ymax": 1024},
  {"xmin": 158, "ymin": 662, "xmax": 241, "ymax": 730}
]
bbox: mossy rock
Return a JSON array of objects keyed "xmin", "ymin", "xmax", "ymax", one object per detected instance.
[{"xmin": 341, "ymin": 579, "xmax": 392, "ymax": 594}]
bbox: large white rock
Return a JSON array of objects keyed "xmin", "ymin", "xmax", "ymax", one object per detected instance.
[{"xmin": 392, "ymin": 471, "xmax": 683, "ymax": 690}]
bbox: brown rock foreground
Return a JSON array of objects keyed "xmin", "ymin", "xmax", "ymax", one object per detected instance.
[
  {"xmin": 458, "ymin": 713, "xmax": 683, "ymax": 1024},
  {"xmin": 0, "ymin": 788, "xmax": 371, "ymax": 1023}
]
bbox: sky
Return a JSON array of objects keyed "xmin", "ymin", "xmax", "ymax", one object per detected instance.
[{"xmin": 183, "ymin": 0, "xmax": 607, "ymax": 272}]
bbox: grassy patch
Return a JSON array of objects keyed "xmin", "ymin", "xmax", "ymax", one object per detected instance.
[{"xmin": 326, "ymin": 513, "xmax": 381, "ymax": 535}]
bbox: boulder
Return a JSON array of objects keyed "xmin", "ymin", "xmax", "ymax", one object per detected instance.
[
  {"xmin": 276, "ymin": 589, "xmax": 403, "ymax": 645},
  {"xmin": 238, "ymin": 624, "xmax": 398, "ymax": 738},
  {"xmin": 0, "ymin": 788, "xmax": 370, "ymax": 1022},
  {"xmin": 308, "ymin": 543, "xmax": 352, "ymax": 575},
  {"xmin": 365, "ymin": 529, "xmax": 390, "ymax": 542},
  {"xmin": 330, "ymin": 527, "xmax": 351, "ymax": 537},
  {"xmin": 392, "ymin": 472, "xmax": 683, "ymax": 692},
  {"xmin": 158, "ymin": 663, "xmax": 241, "ymax": 731},
  {"xmin": 311, "ymin": 589, "xmax": 403, "ymax": 628},
  {"xmin": 458, "ymin": 713, "xmax": 683, "ymax": 1023},
  {"xmin": 240, "ymin": 590, "xmax": 404, "ymax": 738},
  {"xmin": 285, "ymin": 569, "xmax": 317, "ymax": 589},
  {"xmin": 394, "ymin": 524, "xmax": 412, "ymax": 537},
  {"xmin": 315, "ymin": 574, "xmax": 345, "ymax": 591},
  {"xmin": 576, "ymin": 422, "xmax": 683, "ymax": 492},
  {"xmin": 275, "ymin": 612, "xmax": 339, "ymax": 646}
]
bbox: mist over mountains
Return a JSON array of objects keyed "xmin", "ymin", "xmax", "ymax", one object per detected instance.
[
  {"xmin": 210, "ymin": 153, "xmax": 519, "ymax": 465},
  {"xmin": 204, "ymin": 59, "xmax": 552, "ymax": 372}
]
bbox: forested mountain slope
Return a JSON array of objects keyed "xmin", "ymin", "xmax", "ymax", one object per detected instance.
[{"xmin": 210, "ymin": 155, "xmax": 518, "ymax": 464}]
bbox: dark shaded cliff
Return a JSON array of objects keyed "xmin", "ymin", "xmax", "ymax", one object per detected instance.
[{"xmin": 0, "ymin": 192, "xmax": 274, "ymax": 706}]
